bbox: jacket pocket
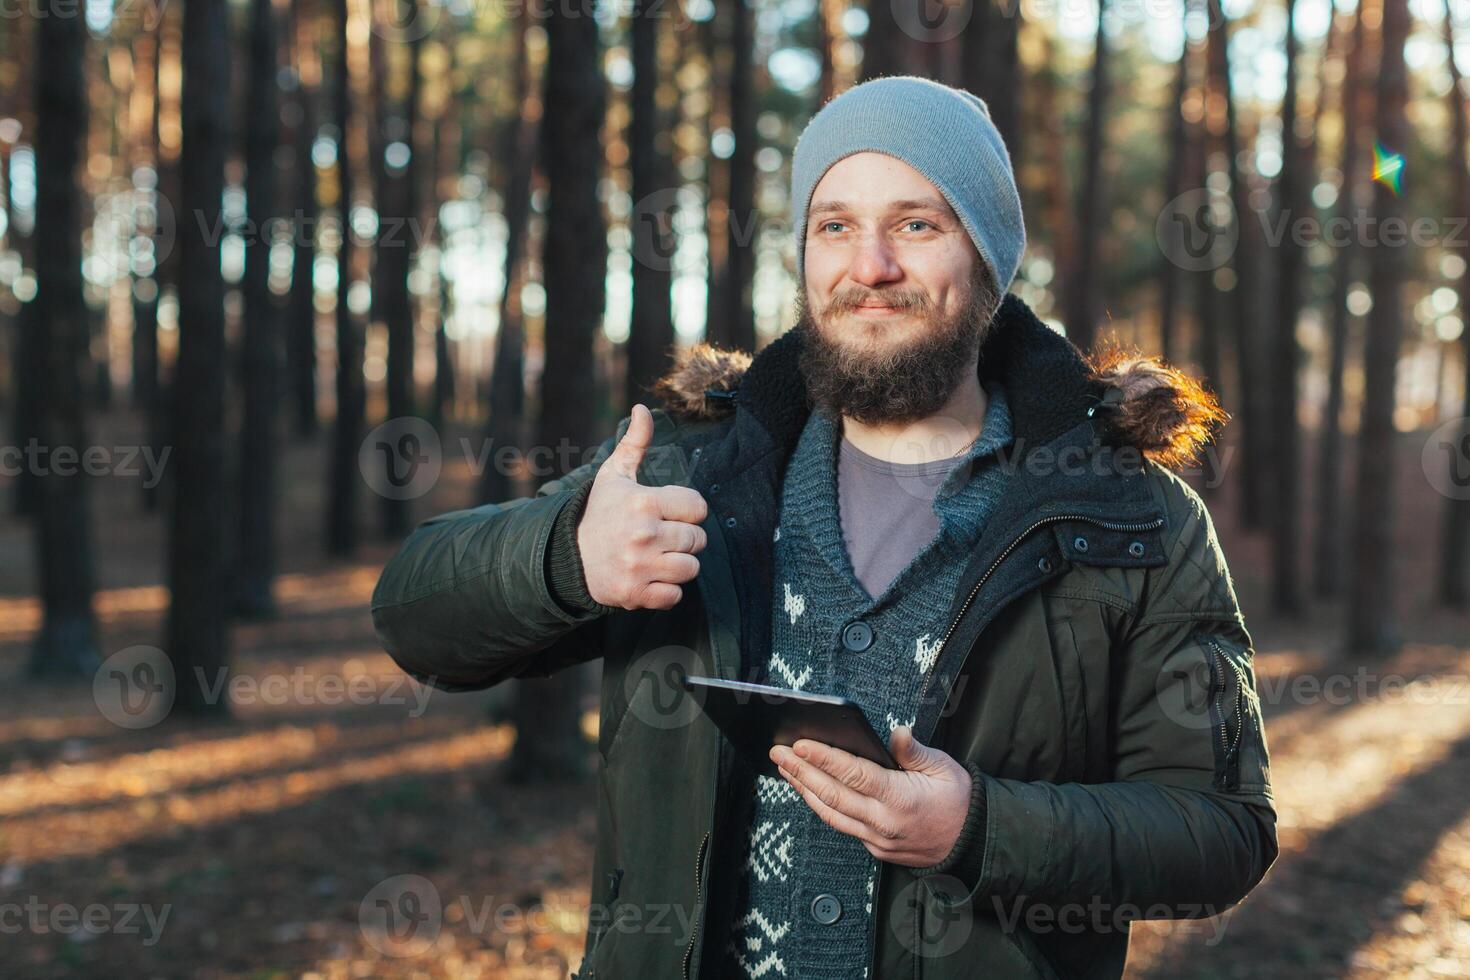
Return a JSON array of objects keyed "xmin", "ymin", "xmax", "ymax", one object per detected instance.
[{"xmin": 1198, "ymin": 632, "xmax": 1271, "ymax": 795}]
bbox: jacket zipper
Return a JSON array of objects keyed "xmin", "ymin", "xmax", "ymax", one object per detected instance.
[
  {"xmin": 1203, "ymin": 636, "xmax": 1248, "ymax": 787},
  {"xmin": 917, "ymin": 513, "xmax": 1166, "ymax": 706},
  {"xmin": 682, "ymin": 830, "xmax": 710, "ymax": 980}
]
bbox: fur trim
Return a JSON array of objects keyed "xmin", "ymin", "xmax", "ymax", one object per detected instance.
[
  {"xmin": 1086, "ymin": 346, "xmax": 1229, "ymax": 469},
  {"xmin": 650, "ymin": 326, "xmax": 1228, "ymax": 471},
  {"xmin": 648, "ymin": 344, "xmax": 753, "ymax": 420}
]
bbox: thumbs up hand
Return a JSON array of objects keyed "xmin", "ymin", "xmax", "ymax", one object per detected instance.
[{"xmin": 577, "ymin": 404, "xmax": 710, "ymax": 611}]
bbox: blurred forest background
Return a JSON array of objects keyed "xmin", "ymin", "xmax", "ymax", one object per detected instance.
[{"xmin": 2, "ymin": 0, "xmax": 1470, "ymax": 976}]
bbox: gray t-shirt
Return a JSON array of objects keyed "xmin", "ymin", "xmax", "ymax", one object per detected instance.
[
  {"xmin": 835, "ymin": 439, "xmax": 966, "ymax": 599},
  {"xmin": 835, "ymin": 385, "xmax": 1014, "ymax": 600}
]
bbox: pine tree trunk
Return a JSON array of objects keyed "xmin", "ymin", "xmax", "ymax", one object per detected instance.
[
  {"xmin": 1066, "ymin": 0, "xmax": 1109, "ymax": 355},
  {"xmin": 1158, "ymin": 8, "xmax": 1190, "ymax": 364},
  {"xmin": 237, "ymin": 0, "xmax": 281, "ymax": 618},
  {"xmin": 1437, "ymin": 0, "xmax": 1470, "ymax": 606},
  {"xmin": 131, "ymin": 29, "xmax": 161, "ymax": 417},
  {"xmin": 1207, "ymin": 0, "xmax": 1268, "ymax": 530},
  {"xmin": 1315, "ymin": 0, "xmax": 1367, "ymax": 598},
  {"xmin": 507, "ymin": 0, "xmax": 608, "ymax": 783},
  {"xmin": 28, "ymin": 0, "xmax": 100, "ymax": 678},
  {"xmin": 380, "ymin": 21, "xmax": 425, "ymax": 539},
  {"xmin": 327, "ymin": 0, "xmax": 363, "ymax": 556},
  {"xmin": 718, "ymin": 0, "xmax": 757, "ymax": 351},
  {"xmin": 626, "ymin": 0, "xmax": 676, "ymax": 409},
  {"xmin": 1269, "ymin": 0, "xmax": 1304, "ymax": 614},
  {"xmin": 167, "ymin": 0, "xmax": 232, "ymax": 713},
  {"xmin": 860, "ymin": 0, "xmax": 906, "ymax": 80},
  {"xmin": 703, "ymin": 1, "xmax": 730, "ymax": 344},
  {"xmin": 288, "ymin": 0, "xmax": 319, "ymax": 438},
  {"xmin": 1347, "ymin": 0, "xmax": 1409, "ymax": 657},
  {"xmin": 481, "ymin": 7, "xmax": 537, "ymax": 504},
  {"xmin": 961, "ymin": 0, "xmax": 1021, "ymax": 167},
  {"xmin": 144, "ymin": 4, "xmax": 184, "ymax": 516}
]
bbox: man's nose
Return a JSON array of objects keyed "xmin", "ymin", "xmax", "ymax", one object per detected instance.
[{"xmin": 846, "ymin": 233, "xmax": 902, "ymax": 288}]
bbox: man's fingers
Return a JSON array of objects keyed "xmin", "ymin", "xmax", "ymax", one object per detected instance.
[
  {"xmin": 653, "ymin": 484, "xmax": 708, "ymax": 524},
  {"xmin": 630, "ymin": 581, "xmax": 682, "ymax": 610},
  {"xmin": 779, "ymin": 765, "xmax": 888, "ymax": 849},
  {"xmin": 796, "ymin": 739, "xmax": 888, "ymax": 800},
  {"xmin": 650, "ymin": 552, "xmax": 700, "ymax": 584},
  {"xmin": 607, "ymin": 404, "xmax": 655, "ymax": 481},
  {"xmin": 657, "ymin": 519, "xmax": 707, "ymax": 555},
  {"xmin": 779, "ymin": 750, "xmax": 882, "ymax": 829}
]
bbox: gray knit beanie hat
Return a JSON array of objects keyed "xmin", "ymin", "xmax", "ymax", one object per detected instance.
[{"xmin": 791, "ymin": 75, "xmax": 1026, "ymax": 297}]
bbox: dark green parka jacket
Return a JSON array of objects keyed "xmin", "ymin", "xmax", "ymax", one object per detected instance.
[{"xmin": 371, "ymin": 294, "xmax": 1277, "ymax": 979}]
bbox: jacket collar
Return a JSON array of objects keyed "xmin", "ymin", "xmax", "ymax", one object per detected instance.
[{"xmin": 655, "ymin": 292, "xmax": 1226, "ymax": 494}]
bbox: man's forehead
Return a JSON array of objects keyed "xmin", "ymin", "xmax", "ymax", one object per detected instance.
[
  {"xmin": 807, "ymin": 195, "xmax": 953, "ymax": 217},
  {"xmin": 807, "ymin": 153, "xmax": 955, "ymax": 218}
]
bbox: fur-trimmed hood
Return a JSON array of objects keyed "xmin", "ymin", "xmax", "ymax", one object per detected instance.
[{"xmin": 648, "ymin": 294, "xmax": 1227, "ymax": 471}]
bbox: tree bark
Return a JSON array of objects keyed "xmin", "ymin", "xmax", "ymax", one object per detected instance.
[
  {"xmin": 327, "ymin": 0, "xmax": 364, "ymax": 556},
  {"xmin": 1065, "ymin": 0, "xmax": 1110, "ymax": 355},
  {"xmin": 379, "ymin": 13, "xmax": 425, "ymax": 539},
  {"xmin": 1206, "ymin": 0, "xmax": 1268, "ymax": 530},
  {"xmin": 1158, "ymin": 7, "xmax": 1191, "ymax": 364},
  {"xmin": 1347, "ymin": 0, "xmax": 1409, "ymax": 657},
  {"xmin": 481, "ymin": 5, "xmax": 538, "ymax": 505},
  {"xmin": 717, "ymin": 0, "xmax": 756, "ymax": 352},
  {"xmin": 237, "ymin": 0, "xmax": 282, "ymax": 618},
  {"xmin": 1269, "ymin": 0, "xmax": 1304, "ymax": 614},
  {"xmin": 288, "ymin": 0, "xmax": 320, "ymax": 438},
  {"xmin": 508, "ymin": 0, "xmax": 608, "ymax": 782},
  {"xmin": 961, "ymin": 0, "xmax": 1022, "ymax": 166},
  {"xmin": 28, "ymin": 0, "xmax": 100, "ymax": 678},
  {"xmin": 626, "ymin": 0, "xmax": 676, "ymax": 409},
  {"xmin": 1438, "ymin": 0, "xmax": 1470, "ymax": 606},
  {"xmin": 1315, "ymin": 0, "xmax": 1367, "ymax": 597},
  {"xmin": 167, "ymin": 0, "xmax": 232, "ymax": 712}
]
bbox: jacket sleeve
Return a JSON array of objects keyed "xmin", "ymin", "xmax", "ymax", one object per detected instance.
[
  {"xmin": 915, "ymin": 473, "xmax": 1278, "ymax": 921},
  {"xmin": 370, "ymin": 428, "xmax": 622, "ymax": 693}
]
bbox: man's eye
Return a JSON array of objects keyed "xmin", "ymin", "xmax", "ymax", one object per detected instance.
[
  {"xmin": 904, "ymin": 220, "xmax": 934, "ymax": 232},
  {"xmin": 820, "ymin": 221, "xmax": 845, "ymax": 233}
]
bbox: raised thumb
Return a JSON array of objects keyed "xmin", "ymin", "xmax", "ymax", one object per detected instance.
[{"xmin": 608, "ymin": 404, "xmax": 654, "ymax": 480}]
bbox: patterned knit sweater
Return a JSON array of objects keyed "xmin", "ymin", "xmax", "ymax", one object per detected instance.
[{"xmin": 722, "ymin": 383, "xmax": 1015, "ymax": 979}]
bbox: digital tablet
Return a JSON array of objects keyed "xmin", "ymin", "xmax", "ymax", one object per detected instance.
[{"xmin": 681, "ymin": 675, "xmax": 901, "ymax": 780}]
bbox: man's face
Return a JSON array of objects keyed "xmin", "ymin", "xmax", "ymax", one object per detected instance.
[{"xmin": 798, "ymin": 152, "xmax": 998, "ymax": 424}]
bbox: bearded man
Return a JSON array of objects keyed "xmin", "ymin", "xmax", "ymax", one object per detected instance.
[{"xmin": 372, "ymin": 76, "xmax": 1277, "ymax": 980}]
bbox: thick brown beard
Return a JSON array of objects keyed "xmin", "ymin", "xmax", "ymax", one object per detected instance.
[{"xmin": 796, "ymin": 266, "xmax": 1000, "ymax": 425}]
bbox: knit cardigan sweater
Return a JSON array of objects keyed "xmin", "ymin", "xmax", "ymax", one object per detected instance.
[{"xmin": 722, "ymin": 383, "xmax": 1015, "ymax": 979}]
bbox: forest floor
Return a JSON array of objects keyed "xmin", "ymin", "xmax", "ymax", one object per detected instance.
[{"xmin": 0, "ymin": 410, "xmax": 1468, "ymax": 979}]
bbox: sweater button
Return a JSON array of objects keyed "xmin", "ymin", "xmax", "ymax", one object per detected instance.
[
  {"xmin": 1037, "ymin": 555, "xmax": 1053, "ymax": 574},
  {"xmin": 1073, "ymin": 535, "xmax": 1089, "ymax": 553},
  {"xmin": 811, "ymin": 893, "xmax": 842, "ymax": 925},
  {"xmin": 841, "ymin": 621, "xmax": 874, "ymax": 652},
  {"xmin": 1128, "ymin": 540, "xmax": 1146, "ymax": 558}
]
